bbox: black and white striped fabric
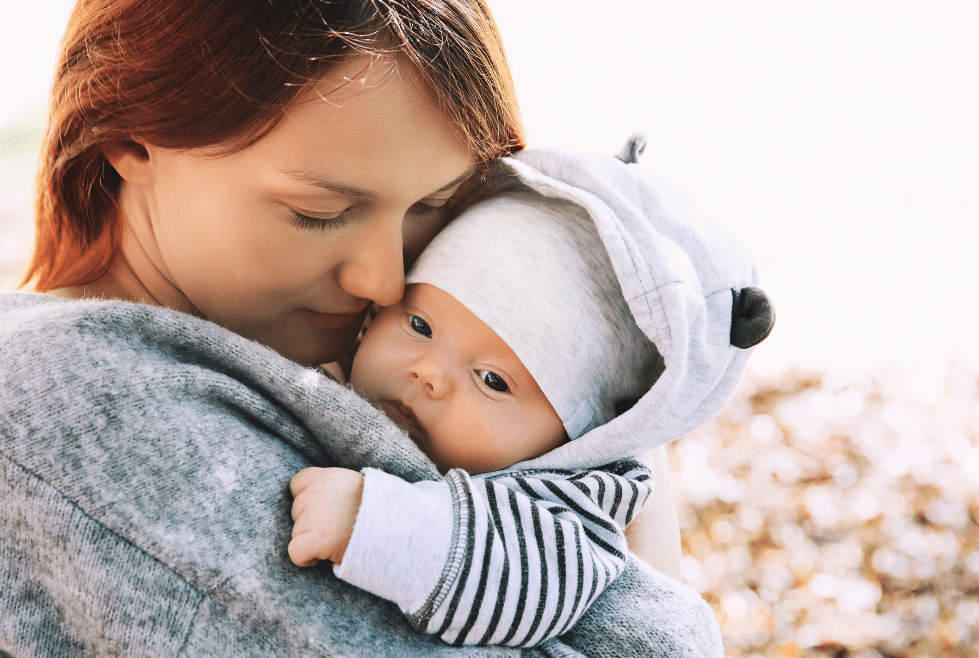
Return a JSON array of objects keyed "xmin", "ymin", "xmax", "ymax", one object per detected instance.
[{"xmin": 411, "ymin": 461, "xmax": 651, "ymax": 646}]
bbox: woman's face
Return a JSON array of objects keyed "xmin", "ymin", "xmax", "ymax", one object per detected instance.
[{"xmin": 113, "ymin": 57, "xmax": 474, "ymax": 365}]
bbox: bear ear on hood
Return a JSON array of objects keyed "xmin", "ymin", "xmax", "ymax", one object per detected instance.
[
  {"xmin": 615, "ymin": 132, "xmax": 647, "ymax": 164},
  {"xmin": 730, "ymin": 287, "xmax": 776, "ymax": 349}
]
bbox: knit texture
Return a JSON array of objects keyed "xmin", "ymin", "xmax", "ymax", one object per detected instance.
[{"xmin": 0, "ymin": 292, "xmax": 722, "ymax": 657}]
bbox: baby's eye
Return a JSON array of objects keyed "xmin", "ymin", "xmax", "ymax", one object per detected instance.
[
  {"xmin": 409, "ymin": 315, "xmax": 432, "ymax": 337},
  {"xmin": 477, "ymin": 370, "xmax": 509, "ymax": 393}
]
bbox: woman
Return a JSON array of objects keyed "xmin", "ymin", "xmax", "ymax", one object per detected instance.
[{"xmin": 1, "ymin": 1, "xmax": 721, "ymax": 655}]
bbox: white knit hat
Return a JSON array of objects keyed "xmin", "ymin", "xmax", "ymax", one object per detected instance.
[{"xmin": 406, "ymin": 189, "xmax": 663, "ymax": 440}]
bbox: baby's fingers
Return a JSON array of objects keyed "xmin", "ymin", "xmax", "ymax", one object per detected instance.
[
  {"xmin": 290, "ymin": 489, "xmax": 309, "ymax": 522},
  {"xmin": 290, "ymin": 467, "xmax": 325, "ymax": 496},
  {"xmin": 286, "ymin": 467, "xmax": 363, "ymax": 565},
  {"xmin": 288, "ymin": 531, "xmax": 323, "ymax": 567}
]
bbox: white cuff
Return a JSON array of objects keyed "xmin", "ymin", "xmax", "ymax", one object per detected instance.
[{"xmin": 333, "ymin": 468, "xmax": 454, "ymax": 615}]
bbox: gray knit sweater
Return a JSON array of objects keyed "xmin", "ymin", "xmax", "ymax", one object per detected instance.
[{"xmin": 0, "ymin": 291, "xmax": 723, "ymax": 657}]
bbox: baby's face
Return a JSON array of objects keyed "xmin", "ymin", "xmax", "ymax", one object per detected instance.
[{"xmin": 350, "ymin": 283, "xmax": 567, "ymax": 474}]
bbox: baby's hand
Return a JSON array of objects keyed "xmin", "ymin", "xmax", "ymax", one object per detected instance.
[{"xmin": 288, "ymin": 467, "xmax": 364, "ymax": 567}]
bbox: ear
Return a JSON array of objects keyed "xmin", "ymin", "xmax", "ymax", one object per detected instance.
[
  {"xmin": 103, "ymin": 140, "xmax": 152, "ymax": 184},
  {"xmin": 615, "ymin": 131, "xmax": 647, "ymax": 164},
  {"xmin": 730, "ymin": 287, "xmax": 776, "ymax": 349}
]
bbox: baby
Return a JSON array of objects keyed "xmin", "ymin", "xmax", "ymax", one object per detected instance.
[{"xmin": 289, "ymin": 136, "xmax": 774, "ymax": 647}]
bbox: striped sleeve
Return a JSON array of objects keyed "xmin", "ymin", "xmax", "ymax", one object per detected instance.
[{"xmin": 411, "ymin": 460, "xmax": 652, "ymax": 647}]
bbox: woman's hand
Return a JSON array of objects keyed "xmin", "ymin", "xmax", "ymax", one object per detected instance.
[
  {"xmin": 289, "ymin": 467, "xmax": 364, "ymax": 567},
  {"xmin": 623, "ymin": 445, "xmax": 682, "ymax": 580}
]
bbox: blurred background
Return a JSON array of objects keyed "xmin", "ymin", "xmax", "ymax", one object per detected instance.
[{"xmin": 2, "ymin": 2, "xmax": 977, "ymax": 655}]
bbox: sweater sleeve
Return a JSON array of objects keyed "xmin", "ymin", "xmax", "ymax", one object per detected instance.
[{"xmin": 334, "ymin": 460, "xmax": 652, "ymax": 647}]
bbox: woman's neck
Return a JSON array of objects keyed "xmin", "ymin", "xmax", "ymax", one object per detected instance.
[
  {"xmin": 50, "ymin": 206, "xmax": 202, "ymax": 318},
  {"xmin": 48, "ymin": 250, "xmax": 160, "ymax": 305}
]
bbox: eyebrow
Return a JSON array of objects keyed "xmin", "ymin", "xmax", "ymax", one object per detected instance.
[{"xmin": 278, "ymin": 165, "xmax": 479, "ymax": 200}]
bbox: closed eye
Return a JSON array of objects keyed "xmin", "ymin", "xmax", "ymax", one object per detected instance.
[{"xmin": 292, "ymin": 210, "xmax": 348, "ymax": 231}]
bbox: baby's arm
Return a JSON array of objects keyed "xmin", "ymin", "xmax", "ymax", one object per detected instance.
[{"xmin": 293, "ymin": 461, "xmax": 652, "ymax": 648}]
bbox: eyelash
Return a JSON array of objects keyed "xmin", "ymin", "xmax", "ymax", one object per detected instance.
[
  {"xmin": 408, "ymin": 314, "xmax": 432, "ymax": 337},
  {"xmin": 293, "ymin": 200, "xmax": 443, "ymax": 232},
  {"xmin": 292, "ymin": 211, "xmax": 347, "ymax": 232},
  {"xmin": 477, "ymin": 370, "xmax": 510, "ymax": 393}
]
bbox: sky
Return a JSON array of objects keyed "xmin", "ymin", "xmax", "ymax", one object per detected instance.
[{"xmin": 2, "ymin": 1, "xmax": 977, "ymax": 393}]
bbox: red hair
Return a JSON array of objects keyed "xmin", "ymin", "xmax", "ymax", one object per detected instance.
[{"xmin": 23, "ymin": 0, "xmax": 524, "ymax": 291}]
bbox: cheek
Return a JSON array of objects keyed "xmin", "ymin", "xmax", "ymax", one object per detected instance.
[
  {"xmin": 157, "ymin": 162, "xmax": 235, "ymax": 232},
  {"xmin": 349, "ymin": 321, "xmax": 400, "ymax": 397},
  {"xmin": 498, "ymin": 404, "xmax": 567, "ymax": 463},
  {"xmin": 154, "ymin": 176, "xmax": 255, "ymax": 276},
  {"xmin": 349, "ymin": 342, "xmax": 380, "ymax": 398},
  {"xmin": 164, "ymin": 199, "xmax": 333, "ymax": 298},
  {"xmin": 447, "ymin": 401, "xmax": 529, "ymax": 472},
  {"xmin": 528, "ymin": 404, "xmax": 568, "ymax": 452}
]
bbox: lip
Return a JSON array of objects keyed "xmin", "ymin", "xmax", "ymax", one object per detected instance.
[
  {"xmin": 301, "ymin": 307, "xmax": 368, "ymax": 330},
  {"xmin": 377, "ymin": 399, "xmax": 427, "ymax": 442}
]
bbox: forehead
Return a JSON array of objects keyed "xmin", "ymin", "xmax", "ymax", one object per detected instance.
[
  {"xmin": 405, "ymin": 283, "xmax": 519, "ymax": 361},
  {"xmin": 308, "ymin": 55, "xmax": 408, "ymax": 102},
  {"xmin": 295, "ymin": 55, "xmax": 442, "ymax": 133},
  {"xmin": 244, "ymin": 55, "xmax": 472, "ymax": 195}
]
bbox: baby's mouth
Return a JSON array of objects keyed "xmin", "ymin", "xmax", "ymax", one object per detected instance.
[{"xmin": 376, "ymin": 399, "xmax": 427, "ymax": 443}]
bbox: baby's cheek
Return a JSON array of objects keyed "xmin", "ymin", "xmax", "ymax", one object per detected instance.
[
  {"xmin": 348, "ymin": 326, "xmax": 389, "ymax": 395},
  {"xmin": 347, "ymin": 356, "xmax": 368, "ymax": 396},
  {"xmin": 430, "ymin": 417, "xmax": 491, "ymax": 474}
]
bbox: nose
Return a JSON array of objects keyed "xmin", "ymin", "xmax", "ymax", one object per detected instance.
[
  {"xmin": 411, "ymin": 354, "xmax": 452, "ymax": 400},
  {"xmin": 336, "ymin": 214, "xmax": 406, "ymax": 307}
]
